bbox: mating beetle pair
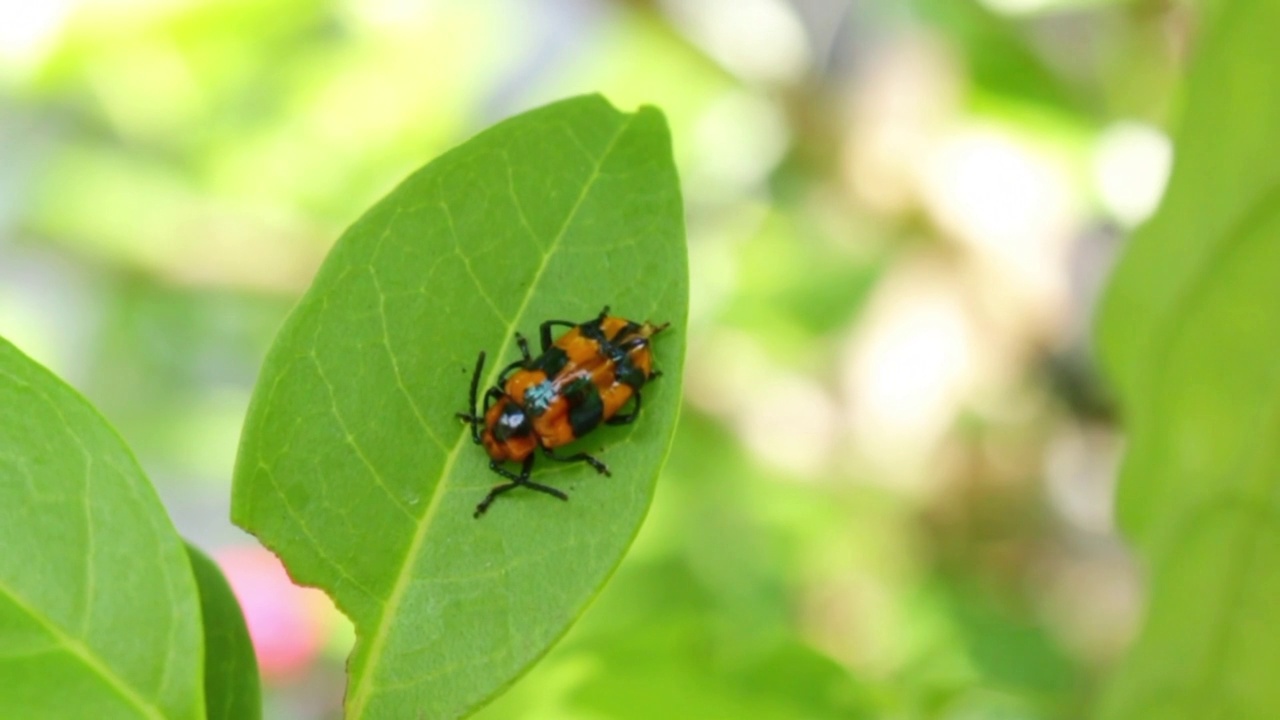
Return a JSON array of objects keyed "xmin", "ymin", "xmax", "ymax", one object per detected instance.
[{"xmin": 457, "ymin": 306, "xmax": 668, "ymax": 517}]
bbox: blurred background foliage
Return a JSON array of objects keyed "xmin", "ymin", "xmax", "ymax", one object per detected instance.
[{"xmin": 0, "ymin": 0, "xmax": 1191, "ymax": 717}]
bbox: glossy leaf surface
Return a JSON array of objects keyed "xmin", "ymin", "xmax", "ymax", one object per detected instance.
[
  {"xmin": 232, "ymin": 95, "xmax": 687, "ymax": 718},
  {"xmin": 0, "ymin": 337, "xmax": 204, "ymax": 719}
]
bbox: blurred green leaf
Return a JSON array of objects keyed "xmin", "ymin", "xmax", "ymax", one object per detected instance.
[
  {"xmin": 722, "ymin": 210, "xmax": 884, "ymax": 353},
  {"xmin": 474, "ymin": 559, "xmax": 873, "ymax": 720},
  {"xmin": 1095, "ymin": 3, "xmax": 1280, "ymax": 719},
  {"xmin": 913, "ymin": 0, "xmax": 1079, "ymax": 112},
  {"xmin": 232, "ymin": 94, "xmax": 687, "ymax": 719},
  {"xmin": 938, "ymin": 583, "xmax": 1077, "ymax": 708},
  {"xmin": 0, "ymin": 336, "xmax": 204, "ymax": 719},
  {"xmin": 474, "ymin": 411, "xmax": 883, "ymax": 720},
  {"xmin": 185, "ymin": 544, "xmax": 261, "ymax": 720},
  {"xmin": 85, "ymin": 281, "xmax": 294, "ymax": 481}
]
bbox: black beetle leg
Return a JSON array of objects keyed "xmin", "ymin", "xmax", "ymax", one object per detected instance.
[
  {"xmin": 521, "ymin": 478, "xmax": 570, "ymax": 502},
  {"xmin": 480, "ymin": 388, "xmax": 504, "ymax": 424},
  {"xmin": 541, "ymin": 445, "xmax": 611, "ymax": 476},
  {"xmin": 475, "ymin": 456, "xmax": 529, "ymax": 518},
  {"xmin": 496, "ymin": 359, "xmax": 526, "ymax": 385},
  {"xmin": 514, "ymin": 332, "xmax": 533, "ymax": 363},
  {"xmin": 474, "ymin": 456, "xmax": 568, "ymax": 518},
  {"xmin": 458, "ymin": 386, "xmax": 506, "ymax": 445},
  {"xmin": 473, "ymin": 480, "xmax": 518, "ymax": 519},
  {"xmin": 538, "ymin": 320, "xmax": 576, "ymax": 352}
]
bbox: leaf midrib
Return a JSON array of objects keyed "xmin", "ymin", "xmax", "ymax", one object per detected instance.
[
  {"xmin": 344, "ymin": 114, "xmax": 637, "ymax": 717},
  {"xmin": 0, "ymin": 581, "xmax": 165, "ymax": 720}
]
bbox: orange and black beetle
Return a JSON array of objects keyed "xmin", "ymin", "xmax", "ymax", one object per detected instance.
[{"xmin": 457, "ymin": 306, "xmax": 668, "ymax": 517}]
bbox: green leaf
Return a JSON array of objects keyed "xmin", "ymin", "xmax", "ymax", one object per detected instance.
[
  {"xmin": 1094, "ymin": 4, "xmax": 1280, "ymax": 719},
  {"xmin": 475, "ymin": 558, "xmax": 875, "ymax": 720},
  {"xmin": 232, "ymin": 94, "xmax": 688, "ymax": 718},
  {"xmin": 185, "ymin": 543, "xmax": 261, "ymax": 720},
  {"xmin": 0, "ymin": 336, "xmax": 204, "ymax": 719}
]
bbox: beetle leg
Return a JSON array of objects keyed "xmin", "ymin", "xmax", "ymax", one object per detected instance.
[
  {"xmin": 538, "ymin": 320, "xmax": 576, "ymax": 352},
  {"xmin": 483, "ymin": 387, "xmax": 505, "ymax": 412},
  {"xmin": 474, "ymin": 457, "xmax": 528, "ymax": 518},
  {"xmin": 605, "ymin": 389, "xmax": 642, "ymax": 425},
  {"xmin": 514, "ymin": 332, "xmax": 533, "ymax": 362},
  {"xmin": 486, "ymin": 456, "xmax": 528, "ymax": 483},
  {"xmin": 474, "ymin": 456, "xmax": 567, "ymax": 518},
  {"xmin": 491, "ymin": 334, "xmax": 535, "ymax": 387},
  {"xmin": 473, "ymin": 480, "xmax": 517, "ymax": 518},
  {"xmin": 458, "ymin": 387, "xmax": 506, "ymax": 444},
  {"xmin": 496, "ymin": 359, "xmax": 527, "ymax": 385},
  {"xmin": 454, "ymin": 412, "xmax": 480, "ymax": 441},
  {"xmin": 541, "ymin": 445, "xmax": 612, "ymax": 477},
  {"xmin": 521, "ymin": 479, "xmax": 570, "ymax": 502}
]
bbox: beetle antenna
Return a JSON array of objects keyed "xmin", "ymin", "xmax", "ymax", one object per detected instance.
[{"xmin": 460, "ymin": 351, "xmax": 485, "ymax": 443}]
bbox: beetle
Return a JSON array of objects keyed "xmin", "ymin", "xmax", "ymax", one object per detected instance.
[{"xmin": 457, "ymin": 306, "xmax": 668, "ymax": 518}]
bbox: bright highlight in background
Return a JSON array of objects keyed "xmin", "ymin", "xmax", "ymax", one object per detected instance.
[
  {"xmin": 1093, "ymin": 121, "xmax": 1173, "ymax": 227},
  {"xmin": 0, "ymin": 0, "xmax": 69, "ymax": 72}
]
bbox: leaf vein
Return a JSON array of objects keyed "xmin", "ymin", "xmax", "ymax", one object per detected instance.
[
  {"xmin": 369, "ymin": 268, "xmax": 448, "ymax": 454},
  {"xmin": 308, "ymin": 353, "xmax": 418, "ymax": 522},
  {"xmin": 254, "ymin": 459, "xmax": 385, "ymax": 603},
  {"xmin": 0, "ymin": 581, "xmax": 166, "ymax": 720},
  {"xmin": 440, "ymin": 199, "xmax": 507, "ymax": 324},
  {"xmin": 345, "ymin": 112, "xmax": 639, "ymax": 717}
]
